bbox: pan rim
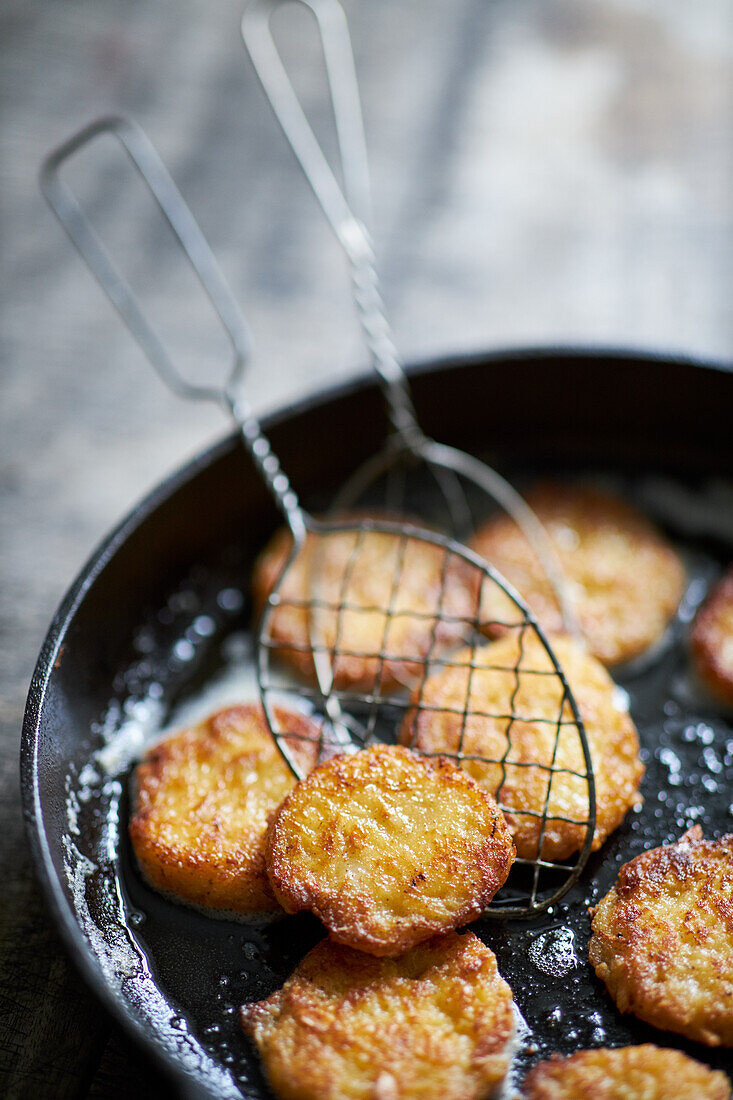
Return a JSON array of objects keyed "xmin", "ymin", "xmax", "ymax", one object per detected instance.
[{"xmin": 19, "ymin": 342, "xmax": 733, "ymax": 1096}]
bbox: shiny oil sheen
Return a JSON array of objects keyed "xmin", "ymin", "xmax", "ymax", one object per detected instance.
[{"xmin": 58, "ymin": 469, "xmax": 731, "ymax": 1096}]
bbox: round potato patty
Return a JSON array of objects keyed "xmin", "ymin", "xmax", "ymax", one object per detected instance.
[
  {"xmin": 691, "ymin": 565, "xmax": 733, "ymax": 707},
  {"xmin": 252, "ymin": 519, "xmax": 480, "ymax": 693},
  {"xmin": 241, "ymin": 931, "xmax": 515, "ymax": 1100},
  {"xmin": 469, "ymin": 483, "xmax": 685, "ymax": 667},
  {"xmin": 265, "ymin": 744, "xmax": 515, "ymax": 954},
  {"xmin": 129, "ymin": 704, "xmax": 319, "ymax": 914},
  {"xmin": 401, "ymin": 632, "xmax": 643, "ymax": 862},
  {"xmin": 523, "ymin": 1044, "xmax": 731, "ymax": 1100},
  {"xmin": 589, "ymin": 826, "xmax": 733, "ymax": 1046}
]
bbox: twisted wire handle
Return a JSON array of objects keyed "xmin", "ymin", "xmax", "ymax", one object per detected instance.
[
  {"xmin": 241, "ymin": 0, "xmax": 580, "ymax": 631},
  {"xmin": 40, "ymin": 114, "xmax": 305, "ymax": 539},
  {"xmin": 242, "ymin": 0, "xmax": 421, "ymax": 445}
]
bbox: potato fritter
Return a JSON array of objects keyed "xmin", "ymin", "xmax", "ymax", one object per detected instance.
[
  {"xmin": 129, "ymin": 704, "xmax": 319, "ymax": 914},
  {"xmin": 691, "ymin": 566, "xmax": 733, "ymax": 707},
  {"xmin": 241, "ymin": 931, "xmax": 515, "ymax": 1100},
  {"xmin": 265, "ymin": 744, "xmax": 515, "ymax": 955},
  {"xmin": 252, "ymin": 520, "xmax": 480, "ymax": 693},
  {"xmin": 589, "ymin": 827, "xmax": 733, "ymax": 1046},
  {"xmin": 523, "ymin": 1044, "xmax": 731, "ymax": 1100},
  {"xmin": 401, "ymin": 633, "xmax": 643, "ymax": 862},
  {"xmin": 470, "ymin": 483, "xmax": 685, "ymax": 667}
]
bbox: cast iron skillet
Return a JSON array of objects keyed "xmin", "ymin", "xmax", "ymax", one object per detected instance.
[{"xmin": 22, "ymin": 348, "xmax": 733, "ymax": 1097}]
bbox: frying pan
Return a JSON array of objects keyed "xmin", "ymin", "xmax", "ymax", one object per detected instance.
[{"xmin": 21, "ymin": 347, "xmax": 733, "ymax": 1097}]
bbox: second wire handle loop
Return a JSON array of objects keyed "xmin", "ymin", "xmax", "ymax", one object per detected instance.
[{"xmin": 242, "ymin": 0, "xmax": 421, "ymax": 445}]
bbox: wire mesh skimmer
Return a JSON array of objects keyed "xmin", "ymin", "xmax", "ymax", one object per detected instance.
[
  {"xmin": 40, "ymin": 114, "xmax": 596, "ymax": 916},
  {"xmin": 242, "ymin": 0, "xmax": 578, "ymax": 638}
]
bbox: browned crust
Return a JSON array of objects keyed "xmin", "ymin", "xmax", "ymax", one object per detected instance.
[
  {"xmin": 691, "ymin": 566, "xmax": 733, "ymax": 707},
  {"xmin": 265, "ymin": 744, "xmax": 515, "ymax": 955},
  {"xmin": 251, "ymin": 517, "xmax": 480, "ymax": 693},
  {"xmin": 523, "ymin": 1044, "xmax": 731, "ymax": 1099},
  {"xmin": 401, "ymin": 633, "xmax": 643, "ymax": 862},
  {"xmin": 469, "ymin": 483, "xmax": 686, "ymax": 667},
  {"xmin": 589, "ymin": 827, "xmax": 733, "ymax": 1047},
  {"xmin": 129, "ymin": 704, "xmax": 319, "ymax": 914},
  {"xmin": 240, "ymin": 931, "xmax": 515, "ymax": 1100}
]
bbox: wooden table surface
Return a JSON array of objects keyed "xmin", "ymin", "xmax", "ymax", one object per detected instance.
[{"xmin": 1, "ymin": 1, "xmax": 731, "ymax": 1095}]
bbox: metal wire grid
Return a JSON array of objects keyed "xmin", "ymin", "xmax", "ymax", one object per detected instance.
[{"xmin": 257, "ymin": 516, "xmax": 596, "ymax": 916}]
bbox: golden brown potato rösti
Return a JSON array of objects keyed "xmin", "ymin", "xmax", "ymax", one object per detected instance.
[
  {"xmin": 129, "ymin": 704, "xmax": 319, "ymax": 914},
  {"xmin": 523, "ymin": 1044, "xmax": 731, "ymax": 1100},
  {"xmin": 241, "ymin": 931, "xmax": 515, "ymax": 1100},
  {"xmin": 252, "ymin": 519, "xmax": 480, "ymax": 693},
  {"xmin": 589, "ymin": 827, "xmax": 733, "ymax": 1046},
  {"xmin": 470, "ymin": 483, "xmax": 685, "ymax": 667},
  {"xmin": 401, "ymin": 633, "xmax": 643, "ymax": 861},
  {"xmin": 265, "ymin": 744, "xmax": 515, "ymax": 955},
  {"xmin": 691, "ymin": 566, "xmax": 733, "ymax": 707}
]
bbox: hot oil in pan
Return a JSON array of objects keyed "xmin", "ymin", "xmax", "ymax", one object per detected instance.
[{"xmin": 64, "ymin": 473, "xmax": 733, "ymax": 1097}]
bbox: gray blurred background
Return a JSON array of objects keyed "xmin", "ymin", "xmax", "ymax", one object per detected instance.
[{"xmin": 1, "ymin": 0, "xmax": 731, "ymax": 1094}]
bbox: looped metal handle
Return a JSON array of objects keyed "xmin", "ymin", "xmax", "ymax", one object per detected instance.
[
  {"xmin": 40, "ymin": 114, "xmax": 252, "ymax": 409},
  {"xmin": 242, "ymin": 0, "xmax": 420, "ymax": 442},
  {"xmin": 243, "ymin": 0, "xmax": 371, "ymax": 265},
  {"xmin": 40, "ymin": 114, "xmax": 306, "ymax": 537}
]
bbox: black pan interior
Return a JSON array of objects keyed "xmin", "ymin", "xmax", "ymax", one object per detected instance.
[{"xmin": 22, "ymin": 349, "xmax": 733, "ymax": 1097}]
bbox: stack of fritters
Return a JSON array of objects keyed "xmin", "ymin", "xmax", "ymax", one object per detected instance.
[{"xmin": 127, "ymin": 483, "xmax": 733, "ymax": 1098}]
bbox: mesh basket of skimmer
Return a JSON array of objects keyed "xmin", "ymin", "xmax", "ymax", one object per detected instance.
[{"xmin": 40, "ymin": 114, "xmax": 596, "ymax": 918}]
